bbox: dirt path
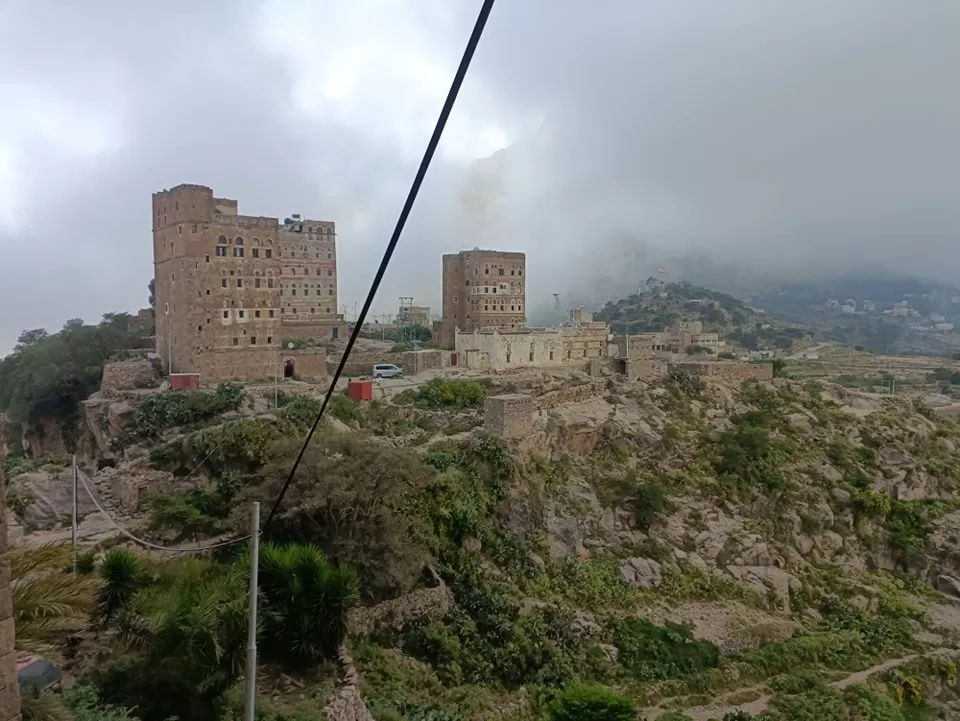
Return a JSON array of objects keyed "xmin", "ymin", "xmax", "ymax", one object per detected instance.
[{"xmin": 639, "ymin": 651, "xmax": 948, "ymax": 721}]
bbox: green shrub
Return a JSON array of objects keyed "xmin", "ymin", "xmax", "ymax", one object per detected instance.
[
  {"xmin": 129, "ymin": 382, "xmax": 244, "ymax": 438},
  {"xmin": 613, "ymin": 618, "xmax": 720, "ymax": 680},
  {"xmin": 546, "ymin": 683, "xmax": 636, "ymax": 721},
  {"xmin": 328, "ymin": 392, "xmax": 363, "ymax": 423},
  {"xmin": 632, "ymin": 479, "xmax": 671, "ymax": 531},
  {"xmin": 412, "ymin": 378, "xmax": 485, "ymax": 408}
]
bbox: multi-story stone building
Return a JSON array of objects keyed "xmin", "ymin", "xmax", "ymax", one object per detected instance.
[
  {"xmin": 153, "ymin": 184, "xmax": 343, "ymax": 382},
  {"xmin": 439, "ymin": 250, "xmax": 526, "ymax": 348}
]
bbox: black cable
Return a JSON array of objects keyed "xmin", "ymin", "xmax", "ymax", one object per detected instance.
[{"xmin": 261, "ymin": 0, "xmax": 497, "ymax": 532}]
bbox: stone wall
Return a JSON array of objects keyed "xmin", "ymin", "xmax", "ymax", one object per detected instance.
[
  {"xmin": 674, "ymin": 360, "xmax": 774, "ymax": 382},
  {"xmin": 484, "ymin": 394, "xmax": 534, "ymax": 438},
  {"xmin": 327, "ymin": 352, "xmax": 401, "ymax": 378},
  {"xmin": 284, "ymin": 350, "xmax": 326, "ymax": 380},
  {"xmin": 322, "ymin": 647, "xmax": 374, "ymax": 721},
  {"xmin": 534, "ymin": 381, "xmax": 605, "ymax": 410},
  {"xmin": 348, "ymin": 583, "xmax": 453, "ymax": 636},
  {"xmin": 401, "ymin": 350, "xmax": 451, "ymax": 376},
  {"xmin": 100, "ymin": 359, "xmax": 161, "ymax": 394},
  {"xmin": 0, "ymin": 421, "xmax": 21, "ymax": 721},
  {"xmin": 457, "ymin": 325, "xmax": 608, "ymax": 372}
]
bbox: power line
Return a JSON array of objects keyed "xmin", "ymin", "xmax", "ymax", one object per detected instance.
[{"xmin": 260, "ymin": 0, "xmax": 497, "ymax": 532}]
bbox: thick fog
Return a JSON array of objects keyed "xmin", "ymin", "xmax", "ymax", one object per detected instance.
[{"xmin": 1, "ymin": 0, "xmax": 957, "ymax": 351}]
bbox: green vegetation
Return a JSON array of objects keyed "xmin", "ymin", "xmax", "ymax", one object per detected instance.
[
  {"xmin": 395, "ymin": 377, "xmax": 485, "ymax": 408},
  {"xmin": 613, "ymin": 618, "xmax": 720, "ymax": 680},
  {"xmin": 127, "ymin": 382, "xmax": 244, "ymax": 439},
  {"xmin": 546, "ymin": 684, "xmax": 636, "ymax": 721},
  {"xmin": 0, "ymin": 316, "xmax": 151, "ymax": 439}
]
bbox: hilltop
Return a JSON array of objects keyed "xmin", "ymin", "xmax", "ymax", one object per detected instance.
[
  {"xmin": 7, "ymin": 338, "xmax": 960, "ymax": 719},
  {"xmin": 594, "ymin": 282, "xmax": 811, "ymax": 352}
]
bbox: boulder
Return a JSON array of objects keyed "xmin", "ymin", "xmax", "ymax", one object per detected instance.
[
  {"xmin": 8, "ymin": 468, "xmax": 99, "ymax": 528},
  {"xmin": 619, "ymin": 557, "xmax": 662, "ymax": 589},
  {"xmin": 937, "ymin": 575, "xmax": 960, "ymax": 599}
]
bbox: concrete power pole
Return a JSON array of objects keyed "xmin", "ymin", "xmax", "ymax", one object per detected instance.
[
  {"xmin": 243, "ymin": 502, "xmax": 261, "ymax": 721},
  {"xmin": 0, "ymin": 419, "xmax": 22, "ymax": 721}
]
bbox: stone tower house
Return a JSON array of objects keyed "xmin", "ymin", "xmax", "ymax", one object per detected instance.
[
  {"xmin": 153, "ymin": 184, "xmax": 342, "ymax": 382},
  {"xmin": 439, "ymin": 250, "xmax": 526, "ymax": 348},
  {"xmin": 0, "ymin": 419, "xmax": 21, "ymax": 721}
]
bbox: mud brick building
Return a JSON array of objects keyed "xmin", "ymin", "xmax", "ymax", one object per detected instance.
[
  {"xmin": 152, "ymin": 184, "xmax": 344, "ymax": 382},
  {"xmin": 439, "ymin": 250, "xmax": 526, "ymax": 348}
]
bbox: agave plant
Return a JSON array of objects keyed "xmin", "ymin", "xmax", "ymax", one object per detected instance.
[{"xmin": 9, "ymin": 542, "xmax": 99, "ymax": 655}]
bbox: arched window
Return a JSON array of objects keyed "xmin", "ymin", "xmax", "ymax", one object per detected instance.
[
  {"xmin": 264, "ymin": 239, "xmax": 273, "ymax": 246},
  {"xmin": 253, "ymin": 238, "xmax": 261, "ymax": 247},
  {"xmin": 218, "ymin": 235, "xmax": 227, "ymax": 244},
  {"xmin": 307, "ymin": 226, "xmax": 314, "ymax": 234},
  {"xmin": 235, "ymin": 237, "xmax": 243, "ymax": 245}
]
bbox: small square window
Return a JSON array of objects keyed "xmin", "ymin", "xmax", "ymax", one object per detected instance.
[
  {"xmin": 206, "ymin": 289, "xmax": 210, "ymax": 295},
  {"xmin": 238, "ymin": 310, "xmax": 245, "ymax": 319},
  {"xmin": 255, "ymin": 310, "xmax": 261, "ymax": 318},
  {"xmin": 237, "ymin": 279, "xmax": 243, "ymax": 288},
  {"xmin": 267, "ymin": 279, "xmax": 274, "ymax": 288},
  {"xmin": 197, "ymin": 325, "xmax": 202, "ymax": 332},
  {"xmin": 311, "ymin": 307, "xmax": 315, "ymax": 313},
  {"xmin": 221, "ymin": 279, "xmax": 227, "ymax": 288},
  {"xmin": 205, "ymin": 255, "xmax": 210, "ymax": 262},
  {"xmin": 222, "ymin": 311, "xmax": 229, "ymax": 319},
  {"xmin": 233, "ymin": 337, "xmax": 239, "ymax": 346},
  {"xmin": 251, "ymin": 337, "xmax": 257, "ymax": 345},
  {"xmin": 252, "ymin": 248, "xmax": 259, "ymax": 258},
  {"xmin": 267, "ymin": 336, "xmax": 273, "ymax": 344},
  {"xmin": 269, "ymin": 310, "xmax": 275, "ymax": 318},
  {"xmin": 265, "ymin": 249, "xmax": 273, "ymax": 259},
  {"xmin": 255, "ymin": 278, "xmax": 261, "ymax": 288}
]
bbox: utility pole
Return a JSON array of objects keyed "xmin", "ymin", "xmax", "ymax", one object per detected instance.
[
  {"xmin": 243, "ymin": 502, "xmax": 261, "ymax": 721},
  {"xmin": 71, "ymin": 455, "xmax": 78, "ymax": 574}
]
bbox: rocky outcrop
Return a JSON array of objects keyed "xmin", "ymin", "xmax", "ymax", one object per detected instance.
[
  {"xmin": 619, "ymin": 557, "xmax": 663, "ymax": 589},
  {"xmin": 19, "ymin": 418, "xmax": 67, "ymax": 459},
  {"xmin": 7, "ymin": 467, "xmax": 99, "ymax": 529},
  {"xmin": 100, "ymin": 359, "xmax": 160, "ymax": 394},
  {"xmin": 322, "ymin": 646, "xmax": 373, "ymax": 721}
]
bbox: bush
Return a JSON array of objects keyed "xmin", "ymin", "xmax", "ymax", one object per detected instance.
[
  {"xmin": 546, "ymin": 684, "xmax": 636, "ymax": 721},
  {"xmin": 613, "ymin": 618, "xmax": 720, "ymax": 680},
  {"xmin": 411, "ymin": 378, "xmax": 485, "ymax": 409},
  {"xmin": 129, "ymin": 382, "xmax": 244, "ymax": 438}
]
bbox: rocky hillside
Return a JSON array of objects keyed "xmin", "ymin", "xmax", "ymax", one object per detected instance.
[
  {"xmin": 8, "ymin": 363, "xmax": 960, "ymax": 720},
  {"xmin": 595, "ymin": 282, "xmax": 810, "ymax": 352}
]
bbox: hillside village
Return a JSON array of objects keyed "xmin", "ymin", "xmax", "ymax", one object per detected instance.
[{"xmin": 6, "ymin": 269, "xmax": 960, "ymax": 720}]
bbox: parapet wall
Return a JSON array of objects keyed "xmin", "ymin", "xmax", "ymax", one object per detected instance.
[
  {"xmin": 401, "ymin": 350, "xmax": 452, "ymax": 376},
  {"xmin": 101, "ymin": 359, "xmax": 161, "ymax": 394},
  {"xmin": 674, "ymin": 360, "xmax": 773, "ymax": 382}
]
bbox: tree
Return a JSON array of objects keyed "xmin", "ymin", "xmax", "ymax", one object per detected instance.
[
  {"xmin": 249, "ymin": 434, "xmax": 437, "ymax": 599},
  {"xmin": 15, "ymin": 329, "xmax": 49, "ymax": 349},
  {"xmin": 147, "ymin": 279, "xmax": 155, "ymax": 309},
  {"xmin": 97, "ymin": 549, "xmax": 147, "ymax": 627},
  {"xmin": 546, "ymin": 684, "xmax": 636, "ymax": 721},
  {"xmin": 10, "ymin": 543, "xmax": 98, "ymax": 655}
]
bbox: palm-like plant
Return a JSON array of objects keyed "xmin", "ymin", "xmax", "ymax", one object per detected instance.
[
  {"xmin": 255, "ymin": 541, "xmax": 359, "ymax": 668},
  {"xmin": 97, "ymin": 548, "xmax": 147, "ymax": 627},
  {"xmin": 10, "ymin": 542, "xmax": 98, "ymax": 655}
]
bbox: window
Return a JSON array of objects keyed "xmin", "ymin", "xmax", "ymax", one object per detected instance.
[
  {"xmin": 197, "ymin": 325, "xmax": 202, "ymax": 332},
  {"xmin": 485, "ymin": 305, "xmax": 489, "ymax": 311},
  {"xmin": 529, "ymin": 350, "xmax": 534, "ymax": 361},
  {"xmin": 237, "ymin": 279, "xmax": 243, "ymax": 288},
  {"xmin": 485, "ymin": 267, "xmax": 489, "ymax": 275},
  {"xmin": 192, "ymin": 224, "xmax": 198, "ymax": 233},
  {"xmin": 251, "ymin": 337, "xmax": 257, "ymax": 345},
  {"xmin": 506, "ymin": 353, "xmax": 511, "ymax": 363},
  {"xmin": 311, "ymin": 307, "xmax": 315, "ymax": 313},
  {"xmin": 255, "ymin": 278, "xmax": 261, "ymax": 288},
  {"xmin": 499, "ymin": 267, "xmax": 504, "ymax": 276},
  {"xmin": 327, "ymin": 269, "xmax": 333, "ymax": 276},
  {"xmin": 267, "ymin": 279, "xmax": 274, "ymax": 288},
  {"xmin": 218, "ymin": 235, "xmax": 227, "ymax": 244},
  {"xmin": 255, "ymin": 310, "xmax": 261, "ymax": 318},
  {"xmin": 252, "ymin": 248, "xmax": 259, "ymax": 258},
  {"xmin": 292, "ymin": 289, "xmax": 297, "ymax": 296},
  {"xmin": 511, "ymin": 269, "xmax": 515, "ymax": 276},
  {"xmin": 269, "ymin": 310, "xmax": 275, "ymax": 318},
  {"xmin": 316, "ymin": 289, "xmax": 321, "ymax": 296},
  {"xmin": 518, "ymin": 269, "xmax": 522, "ymax": 276},
  {"xmin": 216, "ymin": 246, "xmax": 227, "ymax": 257},
  {"xmin": 235, "ymin": 237, "xmax": 243, "ymax": 246},
  {"xmin": 549, "ymin": 350, "xmax": 554, "ymax": 361},
  {"xmin": 328, "ymin": 289, "xmax": 333, "ymax": 295},
  {"xmin": 206, "ymin": 289, "xmax": 210, "ymax": 295},
  {"xmin": 267, "ymin": 336, "xmax": 272, "ymax": 344},
  {"xmin": 238, "ymin": 310, "xmax": 245, "ymax": 319},
  {"xmin": 221, "ymin": 279, "xmax": 227, "ymax": 288},
  {"xmin": 265, "ymin": 249, "xmax": 273, "ymax": 259},
  {"xmin": 293, "ymin": 308, "xmax": 297, "ymax": 313},
  {"xmin": 234, "ymin": 246, "xmax": 244, "ymax": 257},
  {"xmin": 233, "ymin": 337, "xmax": 239, "ymax": 346},
  {"xmin": 223, "ymin": 311, "xmax": 229, "ymax": 319}
]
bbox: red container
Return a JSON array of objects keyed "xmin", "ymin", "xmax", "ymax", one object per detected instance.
[
  {"xmin": 347, "ymin": 379, "xmax": 373, "ymax": 401},
  {"xmin": 170, "ymin": 373, "xmax": 201, "ymax": 391}
]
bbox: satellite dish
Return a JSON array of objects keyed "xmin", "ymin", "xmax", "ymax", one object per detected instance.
[{"xmin": 287, "ymin": 342, "xmax": 295, "ymax": 349}]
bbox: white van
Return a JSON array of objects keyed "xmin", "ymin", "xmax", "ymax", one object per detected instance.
[{"xmin": 373, "ymin": 363, "xmax": 403, "ymax": 379}]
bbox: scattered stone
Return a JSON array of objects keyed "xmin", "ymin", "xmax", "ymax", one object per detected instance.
[{"xmin": 619, "ymin": 557, "xmax": 662, "ymax": 589}]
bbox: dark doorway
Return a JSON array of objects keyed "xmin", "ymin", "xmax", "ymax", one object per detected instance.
[
  {"xmin": 331, "ymin": 326, "xmax": 339, "ymax": 339},
  {"xmin": 284, "ymin": 359, "xmax": 295, "ymax": 378}
]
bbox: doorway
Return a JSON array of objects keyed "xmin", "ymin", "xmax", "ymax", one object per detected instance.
[{"xmin": 284, "ymin": 359, "xmax": 295, "ymax": 379}]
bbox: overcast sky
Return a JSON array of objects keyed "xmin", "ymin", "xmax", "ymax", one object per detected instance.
[{"xmin": 1, "ymin": 0, "xmax": 957, "ymax": 352}]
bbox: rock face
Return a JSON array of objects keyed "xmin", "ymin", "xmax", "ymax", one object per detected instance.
[
  {"xmin": 620, "ymin": 557, "xmax": 663, "ymax": 589},
  {"xmin": 0, "ymin": 425, "xmax": 22, "ymax": 721},
  {"xmin": 8, "ymin": 467, "xmax": 99, "ymax": 529}
]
